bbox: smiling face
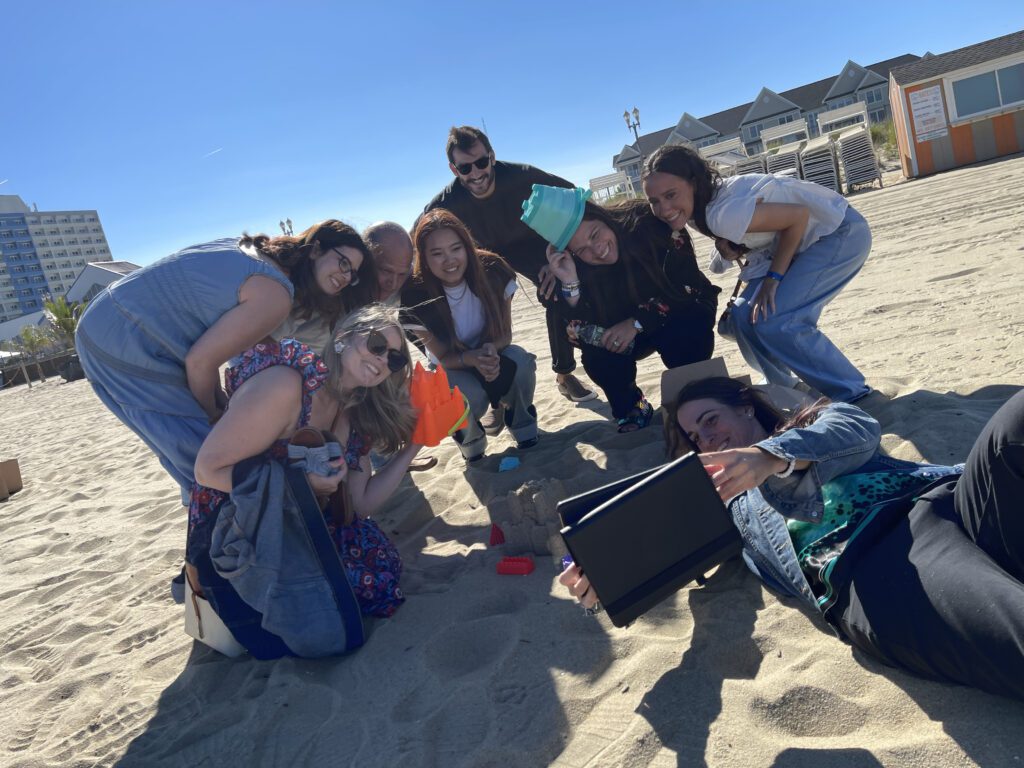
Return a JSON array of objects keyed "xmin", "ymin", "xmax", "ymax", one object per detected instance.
[
  {"xmin": 314, "ymin": 245, "xmax": 364, "ymax": 295},
  {"xmin": 676, "ymin": 397, "xmax": 765, "ymax": 453},
  {"xmin": 567, "ymin": 218, "xmax": 619, "ymax": 266},
  {"xmin": 339, "ymin": 325, "xmax": 406, "ymax": 390},
  {"xmin": 423, "ymin": 227, "xmax": 468, "ymax": 287},
  {"xmin": 449, "ymin": 141, "xmax": 496, "ymax": 199},
  {"xmin": 643, "ymin": 171, "xmax": 696, "ymax": 232}
]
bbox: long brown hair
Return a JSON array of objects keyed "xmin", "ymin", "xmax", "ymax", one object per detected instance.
[
  {"xmin": 663, "ymin": 376, "xmax": 828, "ymax": 459},
  {"xmin": 573, "ymin": 200, "xmax": 694, "ymax": 326},
  {"xmin": 411, "ymin": 208, "xmax": 512, "ymax": 351},
  {"xmin": 240, "ymin": 219, "xmax": 375, "ymax": 327},
  {"xmin": 642, "ymin": 144, "xmax": 722, "ymax": 240}
]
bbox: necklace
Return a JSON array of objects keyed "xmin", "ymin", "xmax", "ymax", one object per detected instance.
[{"xmin": 444, "ymin": 281, "xmax": 469, "ymax": 303}]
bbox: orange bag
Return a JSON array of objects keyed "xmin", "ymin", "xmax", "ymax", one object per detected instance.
[{"xmin": 409, "ymin": 362, "xmax": 470, "ymax": 447}]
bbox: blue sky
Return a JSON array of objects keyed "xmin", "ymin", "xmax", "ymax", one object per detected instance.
[{"xmin": 4, "ymin": 2, "xmax": 1023, "ymax": 266}]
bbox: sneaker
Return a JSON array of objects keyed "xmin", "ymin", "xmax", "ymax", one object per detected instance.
[
  {"xmin": 557, "ymin": 374, "xmax": 598, "ymax": 403},
  {"xmin": 481, "ymin": 404, "xmax": 506, "ymax": 436}
]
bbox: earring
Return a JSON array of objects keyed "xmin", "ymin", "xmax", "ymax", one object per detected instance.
[
  {"xmin": 746, "ymin": 409, "xmax": 754, "ymax": 419},
  {"xmin": 334, "ymin": 339, "xmax": 347, "ymax": 353}
]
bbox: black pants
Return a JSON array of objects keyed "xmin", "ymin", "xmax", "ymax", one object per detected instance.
[
  {"xmin": 580, "ymin": 303, "xmax": 715, "ymax": 419},
  {"xmin": 547, "ymin": 305, "xmax": 577, "ymax": 375},
  {"xmin": 834, "ymin": 390, "xmax": 1024, "ymax": 700}
]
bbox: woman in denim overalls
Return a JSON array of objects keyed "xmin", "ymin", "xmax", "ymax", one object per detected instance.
[{"xmin": 75, "ymin": 220, "xmax": 374, "ymax": 503}]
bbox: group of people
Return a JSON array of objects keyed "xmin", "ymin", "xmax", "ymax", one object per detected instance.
[{"xmin": 73, "ymin": 125, "xmax": 1024, "ymax": 702}]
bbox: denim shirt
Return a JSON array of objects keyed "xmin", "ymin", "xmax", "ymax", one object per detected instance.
[{"xmin": 728, "ymin": 403, "xmax": 963, "ymax": 613}]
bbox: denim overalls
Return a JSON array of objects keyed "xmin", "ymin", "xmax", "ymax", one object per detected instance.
[{"xmin": 75, "ymin": 239, "xmax": 293, "ymax": 502}]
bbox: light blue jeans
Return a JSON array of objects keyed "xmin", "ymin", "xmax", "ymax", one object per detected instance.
[
  {"xmin": 447, "ymin": 344, "xmax": 537, "ymax": 460},
  {"xmin": 724, "ymin": 206, "xmax": 871, "ymax": 402}
]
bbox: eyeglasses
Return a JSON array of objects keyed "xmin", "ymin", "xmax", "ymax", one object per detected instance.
[
  {"xmin": 365, "ymin": 329, "xmax": 408, "ymax": 373},
  {"xmin": 335, "ymin": 251, "xmax": 360, "ymax": 287},
  {"xmin": 453, "ymin": 155, "xmax": 491, "ymax": 175}
]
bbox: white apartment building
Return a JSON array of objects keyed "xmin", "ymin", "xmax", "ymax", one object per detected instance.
[{"xmin": 0, "ymin": 194, "xmax": 112, "ymax": 324}]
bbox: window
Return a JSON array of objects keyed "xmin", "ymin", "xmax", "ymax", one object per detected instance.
[{"xmin": 949, "ymin": 60, "xmax": 1024, "ymax": 119}]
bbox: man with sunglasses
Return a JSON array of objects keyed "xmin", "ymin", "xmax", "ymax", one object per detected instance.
[{"xmin": 423, "ymin": 126, "xmax": 598, "ymax": 414}]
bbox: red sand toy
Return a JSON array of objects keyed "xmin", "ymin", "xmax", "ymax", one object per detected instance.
[{"xmin": 496, "ymin": 556, "xmax": 535, "ymax": 575}]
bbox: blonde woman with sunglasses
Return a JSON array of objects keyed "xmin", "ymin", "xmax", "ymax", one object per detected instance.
[{"xmin": 187, "ymin": 304, "xmax": 420, "ymax": 654}]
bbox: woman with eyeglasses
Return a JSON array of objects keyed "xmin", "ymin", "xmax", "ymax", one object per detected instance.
[
  {"xmin": 187, "ymin": 304, "xmax": 421, "ymax": 654},
  {"xmin": 521, "ymin": 185, "xmax": 719, "ymax": 432},
  {"xmin": 402, "ymin": 209, "xmax": 538, "ymax": 462},
  {"xmin": 76, "ymin": 219, "xmax": 375, "ymax": 505}
]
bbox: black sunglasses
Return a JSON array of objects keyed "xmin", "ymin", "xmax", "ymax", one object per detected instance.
[
  {"xmin": 366, "ymin": 329, "xmax": 408, "ymax": 373},
  {"xmin": 454, "ymin": 155, "xmax": 491, "ymax": 175}
]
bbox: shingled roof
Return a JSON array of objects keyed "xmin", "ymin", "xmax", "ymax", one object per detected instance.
[
  {"xmin": 891, "ymin": 29, "xmax": 1024, "ymax": 85},
  {"xmin": 616, "ymin": 52, "xmax": 920, "ymax": 164}
]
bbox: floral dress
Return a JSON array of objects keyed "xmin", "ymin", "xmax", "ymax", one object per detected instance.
[{"xmin": 187, "ymin": 338, "xmax": 404, "ymax": 618}]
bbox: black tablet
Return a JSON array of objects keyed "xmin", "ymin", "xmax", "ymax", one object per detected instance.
[{"xmin": 558, "ymin": 453, "xmax": 742, "ymax": 627}]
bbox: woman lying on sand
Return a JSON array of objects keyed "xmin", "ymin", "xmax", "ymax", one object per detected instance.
[
  {"xmin": 187, "ymin": 305, "xmax": 421, "ymax": 657},
  {"xmin": 561, "ymin": 379, "xmax": 1024, "ymax": 700},
  {"xmin": 522, "ymin": 185, "xmax": 719, "ymax": 432}
]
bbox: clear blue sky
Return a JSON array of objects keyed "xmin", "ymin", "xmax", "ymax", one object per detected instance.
[{"xmin": 5, "ymin": 1, "xmax": 1022, "ymax": 266}]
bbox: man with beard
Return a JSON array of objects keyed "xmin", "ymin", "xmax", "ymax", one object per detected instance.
[{"xmin": 423, "ymin": 126, "xmax": 597, "ymax": 434}]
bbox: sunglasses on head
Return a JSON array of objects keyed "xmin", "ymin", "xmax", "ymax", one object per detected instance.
[
  {"xmin": 365, "ymin": 329, "xmax": 408, "ymax": 373},
  {"xmin": 454, "ymin": 155, "xmax": 491, "ymax": 175}
]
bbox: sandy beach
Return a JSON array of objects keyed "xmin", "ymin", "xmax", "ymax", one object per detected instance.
[{"xmin": 3, "ymin": 154, "xmax": 1024, "ymax": 768}]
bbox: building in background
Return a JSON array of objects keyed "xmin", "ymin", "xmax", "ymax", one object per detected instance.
[
  {"xmin": 890, "ymin": 29, "xmax": 1024, "ymax": 178},
  {"xmin": 65, "ymin": 261, "xmax": 140, "ymax": 304},
  {"xmin": 0, "ymin": 195, "xmax": 113, "ymax": 325},
  {"xmin": 612, "ymin": 54, "xmax": 919, "ymax": 189}
]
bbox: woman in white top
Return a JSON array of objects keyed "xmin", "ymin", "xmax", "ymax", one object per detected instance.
[
  {"xmin": 642, "ymin": 145, "xmax": 871, "ymax": 402},
  {"xmin": 402, "ymin": 209, "xmax": 538, "ymax": 462}
]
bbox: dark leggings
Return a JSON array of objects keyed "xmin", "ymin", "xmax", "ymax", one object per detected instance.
[
  {"xmin": 834, "ymin": 390, "xmax": 1024, "ymax": 699},
  {"xmin": 580, "ymin": 303, "xmax": 715, "ymax": 419}
]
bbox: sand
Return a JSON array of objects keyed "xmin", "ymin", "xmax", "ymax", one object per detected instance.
[{"xmin": 2, "ymin": 155, "xmax": 1024, "ymax": 768}]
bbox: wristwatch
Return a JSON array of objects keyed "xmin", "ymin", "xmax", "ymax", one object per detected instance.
[{"xmin": 633, "ymin": 319, "xmax": 643, "ymax": 333}]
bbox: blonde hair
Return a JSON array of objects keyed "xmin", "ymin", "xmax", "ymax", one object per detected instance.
[{"xmin": 322, "ymin": 304, "xmax": 417, "ymax": 455}]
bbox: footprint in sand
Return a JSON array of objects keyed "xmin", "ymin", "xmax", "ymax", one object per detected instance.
[
  {"xmin": 749, "ymin": 685, "xmax": 867, "ymax": 736},
  {"xmin": 423, "ymin": 615, "xmax": 520, "ymax": 678},
  {"xmin": 113, "ymin": 625, "xmax": 168, "ymax": 654},
  {"xmin": 453, "ymin": 587, "xmax": 530, "ymax": 621}
]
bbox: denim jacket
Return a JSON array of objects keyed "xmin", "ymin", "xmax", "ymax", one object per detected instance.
[{"xmin": 729, "ymin": 403, "xmax": 962, "ymax": 613}]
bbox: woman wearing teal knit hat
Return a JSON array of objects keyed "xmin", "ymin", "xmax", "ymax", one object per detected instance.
[{"xmin": 522, "ymin": 184, "xmax": 720, "ymax": 432}]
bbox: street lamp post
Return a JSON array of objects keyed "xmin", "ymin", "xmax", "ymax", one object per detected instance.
[
  {"xmin": 623, "ymin": 106, "xmax": 642, "ymax": 145},
  {"xmin": 623, "ymin": 107, "xmax": 643, "ymax": 195}
]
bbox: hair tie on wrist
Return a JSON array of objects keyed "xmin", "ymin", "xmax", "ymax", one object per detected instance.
[{"xmin": 774, "ymin": 456, "xmax": 797, "ymax": 478}]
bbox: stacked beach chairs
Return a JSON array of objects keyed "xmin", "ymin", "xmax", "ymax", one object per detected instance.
[
  {"xmin": 761, "ymin": 120, "xmax": 808, "ymax": 180},
  {"xmin": 836, "ymin": 125, "xmax": 882, "ymax": 193},
  {"xmin": 799, "ymin": 135, "xmax": 842, "ymax": 193}
]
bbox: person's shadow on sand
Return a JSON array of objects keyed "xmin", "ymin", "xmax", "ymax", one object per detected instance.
[
  {"xmin": 858, "ymin": 384, "xmax": 1022, "ymax": 464},
  {"xmin": 635, "ymin": 558, "xmax": 765, "ymax": 768}
]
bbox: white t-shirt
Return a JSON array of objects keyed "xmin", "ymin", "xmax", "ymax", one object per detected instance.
[
  {"xmin": 704, "ymin": 174, "xmax": 848, "ymax": 280},
  {"xmin": 443, "ymin": 279, "xmax": 517, "ymax": 349}
]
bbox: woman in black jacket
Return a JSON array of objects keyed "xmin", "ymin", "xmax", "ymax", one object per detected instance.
[{"xmin": 525, "ymin": 186, "xmax": 719, "ymax": 431}]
